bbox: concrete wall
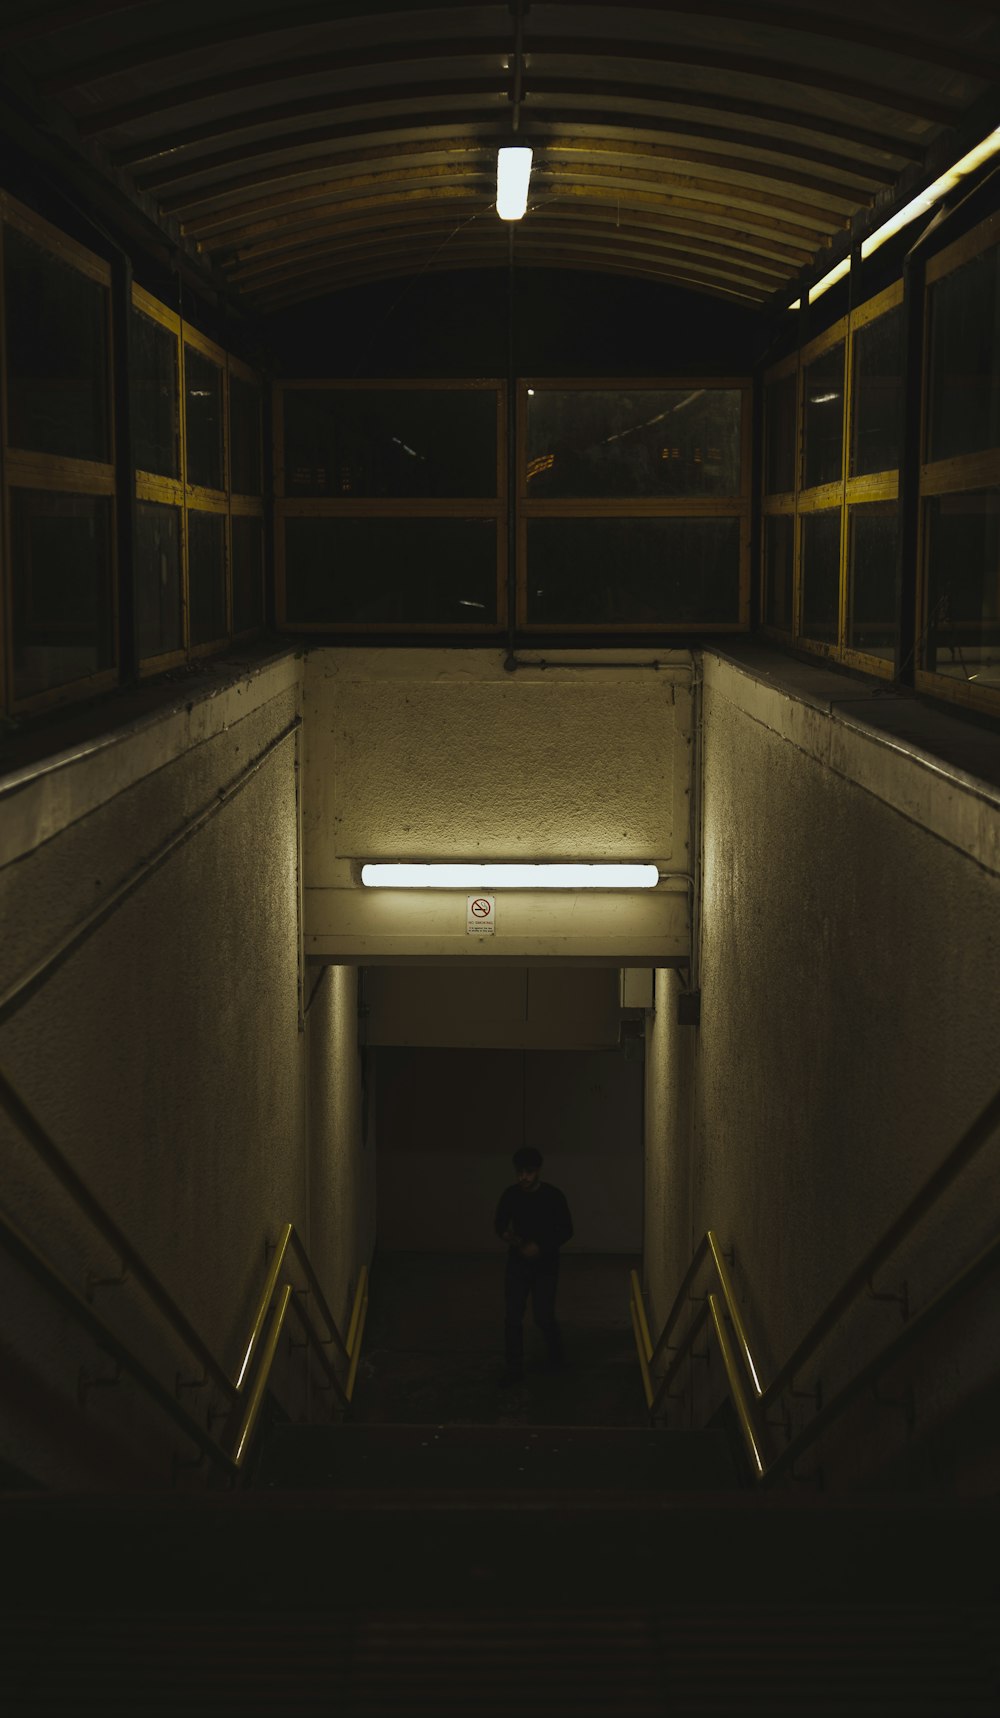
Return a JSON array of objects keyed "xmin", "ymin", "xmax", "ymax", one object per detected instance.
[
  {"xmin": 375, "ymin": 1045, "xmax": 643, "ymax": 1254},
  {"xmin": 644, "ymin": 647, "xmax": 1000, "ymax": 1487},
  {"xmin": 302, "ymin": 647, "xmax": 693, "ymax": 965},
  {"xmin": 0, "ymin": 657, "xmax": 323, "ymax": 1487}
]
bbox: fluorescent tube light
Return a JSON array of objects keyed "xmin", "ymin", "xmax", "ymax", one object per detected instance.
[
  {"xmin": 361, "ymin": 863, "xmax": 659, "ymax": 889},
  {"xmin": 497, "ymin": 146, "xmax": 533, "ymax": 221},
  {"xmin": 861, "ymin": 124, "xmax": 1000, "ymax": 259},
  {"xmin": 808, "ymin": 255, "xmax": 850, "ymax": 304}
]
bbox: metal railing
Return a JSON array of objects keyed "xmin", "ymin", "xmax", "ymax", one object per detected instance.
[
  {"xmin": 0, "ymin": 1064, "xmax": 368, "ymax": 1479},
  {"xmin": 631, "ymin": 1080, "xmax": 1000, "ymax": 1486}
]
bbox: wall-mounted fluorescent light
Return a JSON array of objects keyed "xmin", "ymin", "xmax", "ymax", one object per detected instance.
[
  {"xmin": 361, "ymin": 863, "xmax": 659, "ymax": 889},
  {"xmin": 808, "ymin": 255, "xmax": 851, "ymax": 305},
  {"xmin": 497, "ymin": 146, "xmax": 533, "ymax": 220},
  {"xmin": 862, "ymin": 125, "xmax": 1000, "ymax": 259}
]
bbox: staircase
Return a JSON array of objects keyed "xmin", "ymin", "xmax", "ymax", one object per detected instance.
[{"xmin": 2, "ymin": 1416, "xmax": 996, "ymax": 1716}]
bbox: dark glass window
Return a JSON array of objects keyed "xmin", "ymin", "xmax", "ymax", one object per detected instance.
[
  {"xmin": 282, "ymin": 388, "xmax": 498, "ymax": 498},
  {"xmin": 764, "ymin": 374, "xmax": 796, "ymax": 495},
  {"xmin": 802, "ymin": 343, "xmax": 844, "ymax": 489},
  {"xmin": 800, "ymin": 509, "xmax": 840, "ymax": 643},
  {"xmin": 232, "ymin": 515, "xmax": 264, "ymax": 633},
  {"xmin": 4, "ymin": 226, "xmax": 109, "ymax": 461},
  {"xmin": 525, "ymin": 389, "xmax": 742, "ymax": 498},
  {"xmin": 132, "ymin": 309, "xmax": 179, "ymax": 478},
  {"xmin": 185, "ymin": 345, "xmax": 224, "ymax": 490},
  {"xmin": 924, "ymin": 489, "xmax": 1000, "ymax": 687},
  {"xmin": 927, "ymin": 247, "xmax": 1000, "ymax": 461},
  {"xmin": 10, "ymin": 490, "xmax": 113, "ymax": 699},
  {"xmin": 525, "ymin": 517, "xmax": 741, "ymax": 625},
  {"xmin": 284, "ymin": 517, "xmax": 497, "ymax": 624},
  {"xmin": 847, "ymin": 501, "xmax": 898, "ymax": 661},
  {"xmin": 230, "ymin": 372, "xmax": 262, "ymax": 495},
  {"xmin": 135, "ymin": 501, "xmax": 183, "ymax": 659},
  {"xmin": 763, "ymin": 514, "xmax": 794, "ymax": 631},
  {"xmin": 188, "ymin": 510, "xmax": 227, "ymax": 645},
  {"xmin": 851, "ymin": 307, "xmax": 902, "ymax": 477}
]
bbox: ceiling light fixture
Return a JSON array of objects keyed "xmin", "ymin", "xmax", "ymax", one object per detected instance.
[
  {"xmin": 360, "ymin": 862, "xmax": 659, "ymax": 889},
  {"xmin": 496, "ymin": 146, "xmax": 533, "ymax": 221}
]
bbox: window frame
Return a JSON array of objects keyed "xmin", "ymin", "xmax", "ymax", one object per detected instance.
[
  {"xmin": 274, "ymin": 377, "xmax": 507, "ymax": 634},
  {"xmin": 1, "ymin": 192, "xmax": 118, "ymax": 714},
  {"xmin": 517, "ymin": 375, "xmax": 752, "ymax": 633}
]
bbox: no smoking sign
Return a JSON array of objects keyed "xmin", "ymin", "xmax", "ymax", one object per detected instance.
[{"xmin": 466, "ymin": 894, "xmax": 496, "ymax": 935}]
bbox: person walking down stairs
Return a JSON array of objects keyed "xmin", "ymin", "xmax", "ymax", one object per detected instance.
[{"xmin": 495, "ymin": 1146, "xmax": 573, "ymax": 1386}]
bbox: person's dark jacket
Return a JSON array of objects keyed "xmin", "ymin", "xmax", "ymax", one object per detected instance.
[{"xmin": 494, "ymin": 1183, "xmax": 573, "ymax": 1262}]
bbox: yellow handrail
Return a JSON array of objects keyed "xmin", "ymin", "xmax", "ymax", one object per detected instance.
[
  {"xmin": 631, "ymin": 1080, "xmax": 1000, "ymax": 1485},
  {"xmin": 0, "ymin": 1062, "xmax": 371, "ymax": 1477}
]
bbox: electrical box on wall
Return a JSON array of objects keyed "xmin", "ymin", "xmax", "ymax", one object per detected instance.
[{"xmin": 620, "ymin": 968, "xmax": 654, "ymax": 1009}]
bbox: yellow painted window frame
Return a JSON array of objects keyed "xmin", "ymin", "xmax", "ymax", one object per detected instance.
[
  {"xmin": 517, "ymin": 376, "xmax": 752, "ymax": 633},
  {"xmin": 273, "ymin": 378, "xmax": 507, "ymax": 634},
  {"xmin": 132, "ymin": 286, "xmax": 265, "ymax": 669},
  {"xmin": 916, "ymin": 213, "xmax": 1000, "ymax": 715},
  {"xmin": 762, "ymin": 286, "xmax": 902, "ymax": 675},
  {"xmin": 0, "ymin": 192, "xmax": 118, "ymax": 715}
]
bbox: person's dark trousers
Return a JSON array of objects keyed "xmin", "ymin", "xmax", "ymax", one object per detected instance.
[{"xmin": 504, "ymin": 1251, "xmax": 563, "ymax": 1369}]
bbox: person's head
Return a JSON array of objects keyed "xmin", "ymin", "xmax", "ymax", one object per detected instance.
[{"xmin": 513, "ymin": 1145, "xmax": 542, "ymax": 1190}]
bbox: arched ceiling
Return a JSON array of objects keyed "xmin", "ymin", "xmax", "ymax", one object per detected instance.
[{"xmin": 4, "ymin": 0, "xmax": 1000, "ymax": 313}]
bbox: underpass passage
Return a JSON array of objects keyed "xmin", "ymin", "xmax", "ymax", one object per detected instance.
[{"xmin": 348, "ymin": 1251, "xmax": 650, "ymax": 1429}]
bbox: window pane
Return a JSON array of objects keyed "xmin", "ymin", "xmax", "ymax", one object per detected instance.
[
  {"xmin": 136, "ymin": 501, "xmax": 182, "ymax": 659},
  {"xmin": 763, "ymin": 514, "xmax": 793, "ymax": 630},
  {"xmin": 4, "ymin": 225, "xmax": 109, "ymax": 461},
  {"xmin": 847, "ymin": 501, "xmax": 898, "ymax": 660},
  {"xmin": 229, "ymin": 372, "xmax": 262, "ymax": 495},
  {"xmin": 10, "ymin": 490, "xmax": 114, "ymax": 699},
  {"xmin": 924, "ymin": 489, "xmax": 1000, "ymax": 688},
  {"xmin": 132, "ymin": 308, "xmax": 179, "ymax": 478},
  {"xmin": 185, "ymin": 345, "xmax": 224, "ymax": 490},
  {"xmin": 802, "ymin": 343, "xmax": 844, "ymax": 489},
  {"xmin": 928, "ymin": 245, "xmax": 1000, "ymax": 462},
  {"xmin": 283, "ymin": 388, "xmax": 498, "ymax": 498},
  {"xmin": 525, "ymin": 389, "xmax": 742, "ymax": 498},
  {"xmin": 284, "ymin": 517, "xmax": 497, "ymax": 624},
  {"xmin": 232, "ymin": 515, "xmax": 264, "ymax": 633},
  {"xmin": 800, "ymin": 509, "xmax": 840, "ymax": 643},
  {"xmin": 852, "ymin": 307, "xmax": 902, "ymax": 476},
  {"xmin": 526, "ymin": 517, "xmax": 741, "ymax": 625},
  {"xmin": 764, "ymin": 373, "xmax": 796, "ymax": 494},
  {"xmin": 188, "ymin": 510, "xmax": 227, "ymax": 644}
]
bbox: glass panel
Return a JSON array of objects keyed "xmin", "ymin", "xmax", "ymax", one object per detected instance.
[
  {"xmin": 10, "ymin": 490, "xmax": 114, "ymax": 699},
  {"xmin": 232, "ymin": 514, "xmax": 264, "ymax": 633},
  {"xmin": 4, "ymin": 225, "xmax": 109, "ymax": 461},
  {"xmin": 927, "ymin": 246, "xmax": 1000, "ymax": 461},
  {"xmin": 229, "ymin": 372, "xmax": 262, "ymax": 495},
  {"xmin": 802, "ymin": 343, "xmax": 844, "ymax": 489},
  {"xmin": 136, "ymin": 501, "xmax": 183, "ymax": 659},
  {"xmin": 188, "ymin": 509, "xmax": 227, "ymax": 644},
  {"xmin": 851, "ymin": 307, "xmax": 902, "ymax": 477},
  {"xmin": 525, "ymin": 388, "xmax": 742, "ymax": 498},
  {"xmin": 763, "ymin": 514, "xmax": 794, "ymax": 631},
  {"xmin": 284, "ymin": 517, "xmax": 497, "ymax": 624},
  {"xmin": 132, "ymin": 308, "xmax": 179, "ymax": 478},
  {"xmin": 185, "ymin": 345, "xmax": 224, "ymax": 490},
  {"xmin": 800, "ymin": 509, "xmax": 840, "ymax": 643},
  {"xmin": 764, "ymin": 373, "xmax": 796, "ymax": 495},
  {"xmin": 847, "ymin": 501, "xmax": 898, "ymax": 660},
  {"xmin": 924, "ymin": 489, "xmax": 1000, "ymax": 688},
  {"xmin": 525, "ymin": 517, "xmax": 741, "ymax": 625},
  {"xmin": 283, "ymin": 388, "xmax": 498, "ymax": 498}
]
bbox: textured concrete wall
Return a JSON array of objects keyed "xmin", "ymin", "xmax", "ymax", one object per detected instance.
[
  {"xmin": 306, "ymin": 965, "xmax": 374, "ymax": 1334},
  {"xmin": 303, "ymin": 647, "xmax": 693, "ymax": 964},
  {"xmin": 662, "ymin": 651, "xmax": 1000, "ymax": 1487},
  {"xmin": 0, "ymin": 659, "xmax": 311, "ymax": 1487},
  {"xmin": 375, "ymin": 1045, "xmax": 643, "ymax": 1253}
]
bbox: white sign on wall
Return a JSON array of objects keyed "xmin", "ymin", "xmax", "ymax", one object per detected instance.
[{"xmin": 466, "ymin": 894, "xmax": 496, "ymax": 935}]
